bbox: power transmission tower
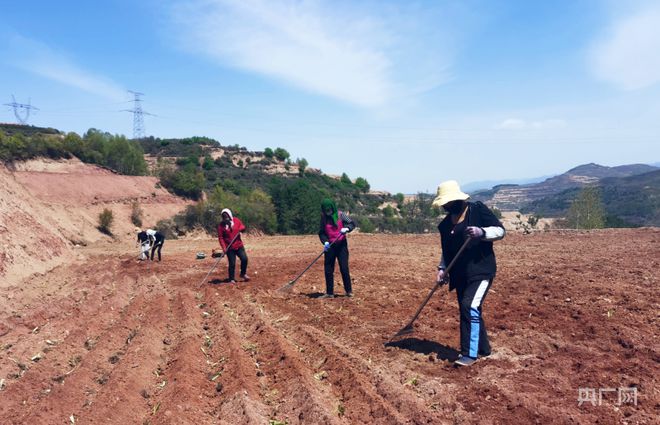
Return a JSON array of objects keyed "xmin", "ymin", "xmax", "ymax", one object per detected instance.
[
  {"xmin": 123, "ymin": 90, "xmax": 153, "ymax": 139},
  {"xmin": 4, "ymin": 95, "xmax": 39, "ymax": 124}
]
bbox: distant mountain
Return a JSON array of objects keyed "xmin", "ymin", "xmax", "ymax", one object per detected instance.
[
  {"xmin": 472, "ymin": 162, "xmax": 659, "ymax": 211},
  {"xmin": 463, "ymin": 175, "xmax": 552, "ymax": 193},
  {"xmin": 522, "ymin": 169, "xmax": 660, "ymax": 227}
]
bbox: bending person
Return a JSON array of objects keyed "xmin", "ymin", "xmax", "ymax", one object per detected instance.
[
  {"xmin": 135, "ymin": 228, "xmax": 150, "ymax": 261},
  {"xmin": 146, "ymin": 228, "xmax": 165, "ymax": 261}
]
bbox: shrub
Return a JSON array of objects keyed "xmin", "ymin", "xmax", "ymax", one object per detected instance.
[
  {"xmin": 358, "ymin": 216, "xmax": 375, "ymax": 233},
  {"xmin": 130, "ymin": 201, "xmax": 143, "ymax": 227},
  {"xmin": 98, "ymin": 208, "xmax": 114, "ymax": 235}
]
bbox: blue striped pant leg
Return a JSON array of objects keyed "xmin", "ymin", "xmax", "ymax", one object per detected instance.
[{"xmin": 457, "ymin": 278, "xmax": 493, "ymax": 358}]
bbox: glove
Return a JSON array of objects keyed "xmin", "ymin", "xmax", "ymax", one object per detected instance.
[
  {"xmin": 465, "ymin": 226, "xmax": 484, "ymax": 240},
  {"xmin": 436, "ymin": 268, "xmax": 448, "ymax": 285},
  {"xmin": 340, "ymin": 227, "xmax": 349, "ymax": 234},
  {"xmin": 323, "ymin": 241, "xmax": 331, "ymax": 252}
]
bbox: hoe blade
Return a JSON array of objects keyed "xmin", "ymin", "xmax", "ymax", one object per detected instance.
[
  {"xmin": 277, "ymin": 281, "xmax": 294, "ymax": 292},
  {"xmin": 389, "ymin": 324, "xmax": 414, "ymax": 342}
]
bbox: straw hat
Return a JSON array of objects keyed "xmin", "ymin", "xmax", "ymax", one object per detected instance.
[{"xmin": 432, "ymin": 180, "xmax": 469, "ymax": 208}]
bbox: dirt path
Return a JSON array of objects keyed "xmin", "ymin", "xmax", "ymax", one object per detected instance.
[{"xmin": 0, "ymin": 230, "xmax": 658, "ymax": 424}]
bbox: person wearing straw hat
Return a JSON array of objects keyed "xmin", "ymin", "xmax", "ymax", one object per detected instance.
[{"xmin": 433, "ymin": 180, "xmax": 505, "ymax": 367}]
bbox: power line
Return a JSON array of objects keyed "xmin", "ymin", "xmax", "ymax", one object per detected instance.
[{"xmin": 3, "ymin": 95, "xmax": 39, "ymax": 124}]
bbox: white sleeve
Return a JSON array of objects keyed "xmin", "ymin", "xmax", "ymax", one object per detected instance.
[{"xmin": 482, "ymin": 226, "xmax": 505, "ymax": 241}]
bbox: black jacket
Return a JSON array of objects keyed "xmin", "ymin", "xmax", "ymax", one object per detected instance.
[{"xmin": 438, "ymin": 201, "xmax": 504, "ymax": 290}]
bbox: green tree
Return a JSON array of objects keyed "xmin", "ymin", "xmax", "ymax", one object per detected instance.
[
  {"xmin": 340, "ymin": 173, "xmax": 352, "ymax": 185},
  {"xmin": 394, "ymin": 193, "xmax": 405, "ymax": 207},
  {"xmin": 264, "ymin": 147, "xmax": 274, "ymax": 158},
  {"xmin": 354, "ymin": 177, "xmax": 370, "ymax": 193},
  {"xmin": 202, "ymin": 155, "xmax": 214, "ymax": 170},
  {"xmin": 170, "ymin": 164, "xmax": 206, "ymax": 200},
  {"xmin": 274, "ymin": 147, "xmax": 290, "ymax": 161},
  {"xmin": 297, "ymin": 158, "xmax": 308, "ymax": 175},
  {"xmin": 566, "ymin": 186, "xmax": 605, "ymax": 229}
]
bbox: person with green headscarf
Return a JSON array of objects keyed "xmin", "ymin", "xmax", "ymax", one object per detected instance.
[{"xmin": 318, "ymin": 198, "xmax": 356, "ymax": 298}]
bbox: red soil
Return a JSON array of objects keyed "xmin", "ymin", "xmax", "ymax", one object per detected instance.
[{"xmin": 0, "ymin": 230, "xmax": 657, "ymax": 424}]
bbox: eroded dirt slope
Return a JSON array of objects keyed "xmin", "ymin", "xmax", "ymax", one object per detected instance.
[
  {"xmin": 0, "ymin": 158, "xmax": 189, "ymax": 286},
  {"xmin": 0, "ymin": 230, "xmax": 658, "ymax": 424}
]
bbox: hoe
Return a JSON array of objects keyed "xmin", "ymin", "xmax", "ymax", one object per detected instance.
[
  {"xmin": 389, "ymin": 237, "xmax": 470, "ymax": 342},
  {"xmin": 197, "ymin": 231, "xmax": 241, "ymax": 287},
  {"xmin": 278, "ymin": 234, "xmax": 342, "ymax": 292}
]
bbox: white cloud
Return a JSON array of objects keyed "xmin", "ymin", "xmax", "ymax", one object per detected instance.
[
  {"xmin": 7, "ymin": 34, "xmax": 127, "ymax": 101},
  {"xmin": 496, "ymin": 118, "xmax": 566, "ymax": 130},
  {"xmin": 169, "ymin": 0, "xmax": 454, "ymax": 108},
  {"xmin": 589, "ymin": 4, "xmax": 660, "ymax": 90}
]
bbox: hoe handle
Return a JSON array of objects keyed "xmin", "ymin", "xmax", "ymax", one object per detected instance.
[
  {"xmin": 198, "ymin": 231, "xmax": 242, "ymax": 287},
  {"xmin": 396, "ymin": 238, "xmax": 471, "ymax": 332},
  {"xmin": 282, "ymin": 234, "xmax": 343, "ymax": 289}
]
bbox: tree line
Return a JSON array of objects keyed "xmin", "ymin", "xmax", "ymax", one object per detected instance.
[{"xmin": 0, "ymin": 128, "xmax": 147, "ymax": 175}]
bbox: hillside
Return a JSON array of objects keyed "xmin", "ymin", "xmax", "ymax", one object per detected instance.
[
  {"xmin": 0, "ymin": 158, "xmax": 190, "ymax": 285},
  {"xmin": 472, "ymin": 162, "xmax": 658, "ymax": 212},
  {"xmin": 137, "ymin": 136, "xmax": 440, "ymax": 235},
  {"xmin": 523, "ymin": 169, "xmax": 660, "ymax": 226}
]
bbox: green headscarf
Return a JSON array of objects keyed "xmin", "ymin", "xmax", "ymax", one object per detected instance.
[{"xmin": 321, "ymin": 198, "xmax": 338, "ymax": 224}]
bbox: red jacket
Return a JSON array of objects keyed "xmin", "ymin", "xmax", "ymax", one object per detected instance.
[{"xmin": 218, "ymin": 217, "xmax": 245, "ymax": 251}]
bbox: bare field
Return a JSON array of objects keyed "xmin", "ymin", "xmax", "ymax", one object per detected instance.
[{"xmin": 0, "ymin": 230, "xmax": 658, "ymax": 424}]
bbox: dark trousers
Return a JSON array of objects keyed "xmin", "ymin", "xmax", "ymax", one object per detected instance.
[
  {"xmin": 456, "ymin": 278, "xmax": 493, "ymax": 358},
  {"xmin": 323, "ymin": 240, "xmax": 352, "ymax": 295},
  {"xmin": 150, "ymin": 238, "xmax": 164, "ymax": 261},
  {"xmin": 226, "ymin": 247, "xmax": 248, "ymax": 280}
]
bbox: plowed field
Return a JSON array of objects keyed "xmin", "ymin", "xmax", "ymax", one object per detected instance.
[{"xmin": 0, "ymin": 230, "xmax": 658, "ymax": 424}]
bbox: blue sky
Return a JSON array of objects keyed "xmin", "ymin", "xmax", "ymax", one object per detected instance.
[{"xmin": 1, "ymin": 0, "xmax": 659, "ymax": 193}]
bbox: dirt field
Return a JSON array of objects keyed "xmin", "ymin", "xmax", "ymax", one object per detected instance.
[{"xmin": 0, "ymin": 230, "xmax": 657, "ymax": 424}]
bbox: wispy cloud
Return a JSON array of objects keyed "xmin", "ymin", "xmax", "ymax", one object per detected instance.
[
  {"xmin": 169, "ymin": 0, "xmax": 456, "ymax": 108},
  {"xmin": 589, "ymin": 3, "xmax": 660, "ymax": 90},
  {"xmin": 6, "ymin": 34, "xmax": 127, "ymax": 101},
  {"xmin": 496, "ymin": 118, "xmax": 566, "ymax": 130}
]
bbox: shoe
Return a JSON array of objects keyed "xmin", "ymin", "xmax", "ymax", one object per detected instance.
[
  {"xmin": 240, "ymin": 274, "xmax": 251, "ymax": 282},
  {"xmin": 454, "ymin": 355, "xmax": 477, "ymax": 367},
  {"xmin": 318, "ymin": 294, "xmax": 335, "ymax": 299},
  {"xmin": 345, "ymin": 292, "xmax": 353, "ymax": 298},
  {"xmin": 478, "ymin": 350, "xmax": 491, "ymax": 358}
]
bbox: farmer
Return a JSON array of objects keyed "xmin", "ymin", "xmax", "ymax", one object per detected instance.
[
  {"xmin": 318, "ymin": 198, "xmax": 356, "ymax": 298},
  {"xmin": 217, "ymin": 208, "xmax": 250, "ymax": 283},
  {"xmin": 433, "ymin": 180, "xmax": 505, "ymax": 367},
  {"xmin": 135, "ymin": 228, "xmax": 151, "ymax": 261},
  {"xmin": 146, "ymin": 228, "xmax": 165, "ymax": 261}
]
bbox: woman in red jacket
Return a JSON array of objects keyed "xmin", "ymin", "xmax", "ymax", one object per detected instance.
[{"xmin": 217, "ymin": 208, "xmax": 250, "ymax": 283}]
